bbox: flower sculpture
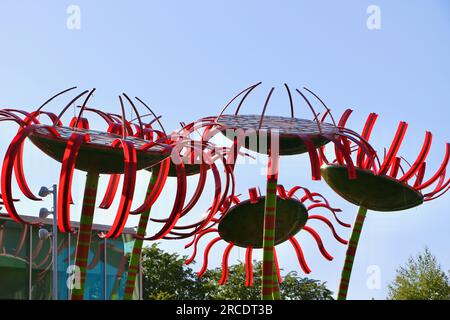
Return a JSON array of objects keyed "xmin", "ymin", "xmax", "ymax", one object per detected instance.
[
  {"xmin": 82, "ymin": 105, "xmax": 234, "ymax": 299},
  {"xmin": 178, "ymin": 82, "xmax": 375, "ymax": 299},
  {"xmin": 184, "ymin": 185, "xmax": 349, "ymax": 295},
  {"xmin": 320, "ymin": 110, "xmax": 449, "ymax": 299},
  {"xmin": 2, "ymin": 83, "xmax": 445, "ymax": 302},
  {"xmin": 0, "ymin": 87, "xmax": 177, "ymax": 299}
]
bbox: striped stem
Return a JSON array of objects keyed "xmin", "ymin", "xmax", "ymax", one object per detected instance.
[
  {"xmin": 70, "ymin": 171, "xmax": 100, "ymax": 300},
  {"xmin": 272, "ymin": 262, "xmax": 281, "ymax": 300},
  {"xmin": 123, "ymin": 168, "xmax": 158, "ymax": 300},
  {"xmin": 337, "ymin": 206, "xmax": 368, "ymax": 300},
  {"xmin": 261, "ymin": 152, "xmax": 279, "ymax": 300}
]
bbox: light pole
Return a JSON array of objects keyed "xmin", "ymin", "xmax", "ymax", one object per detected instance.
[{"xmin": 38, "ymin": 184, "xmax": 58, "ymax": 300}]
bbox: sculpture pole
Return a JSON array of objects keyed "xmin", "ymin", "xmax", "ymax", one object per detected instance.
[
  {"xmin": 261, "ymin": 149, "xmax": 280, "ymax": 300},
  {"xmin": 337, "ymin": 206, "xmax": 368, "ymax": 300},
  {"xmin": 123, "ymin": 168, "xmax": 159, "ymax": 300},
  {"xmin": 272, "ymin": 263, "xmax": 281, "ymax": 299},
  {"xmin": 70, "ymin": 171, "xmax": 100, "ymax": 300}
]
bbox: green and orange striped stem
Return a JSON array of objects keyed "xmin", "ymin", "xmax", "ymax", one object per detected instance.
[
  {"xmin": 70, "ymin": 171, "xmax": 100, "ymax": 300},
  {"xmin": 261, "ymin": 153, "xmax": 280, "ymax": 300},
  {"xmin": 123, "ymin": 169, "xmax": 159, "ymax": 300},
  {"xmin": 272, "ymin": 262, "xmax": 281, "ymax": 300},
  {"xmin": 337, "ymin": 206, "xmax": 368, "ymax": 300}
]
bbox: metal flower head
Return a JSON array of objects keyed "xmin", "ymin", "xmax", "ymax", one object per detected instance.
[
  {"xmin": 318, "ymin": 110, "xmax": 449, "ymax": 300},
  {"xmin": 1, "ymin": 87, "xmax": 236, "ymax": 300},
  {"xmin": 1, "ymin": 87, "xmax": 171, "ymax": 238},
  {"xmin": 184, "ymin": 185, "xmax": 349, "ymax": 286},
  {"xmin": 321, "ymin": 110, "xmax": 449, "ymax": 211},
  {"xmin": 180, "ymin": 82, "xmax": 376, "ymax": 180}
]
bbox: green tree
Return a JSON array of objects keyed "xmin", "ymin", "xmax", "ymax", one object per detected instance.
[
  {"xmin": 140, "ymin": 243, "xmax": 333, "ymax": 300},
  {"xmin": 140, "ymin": 243, "xmax": 212, "ymax": 300},
  {"xmin": 202, "ymin": 262, "xmax": 333, "ymax": 300},
  {"xmin": 388, "ymin": 248, "xmax": 450, "ymax": 300}
]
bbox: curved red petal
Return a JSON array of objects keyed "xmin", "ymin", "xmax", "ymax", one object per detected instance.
[
  {"xmin": 289, "ymin": 237, "xmax": 311, "ymax": 274},
  {"xmin": 131, "ymin": 158, "xmax": 170, "ymax": 214},
  {"xmin": 57, "ymin": 132, "xmax": 88, "ymax": 233},
  {"xmin": 378, "ymin": 121, "xmax": 408, "ymax": 175},
  {"xmin": 308, "ymin": 215, "xmax": 348, "ymax": 244},
  {"xmin": 356, "ymin": 113, "xmax": 378, "ymax": 167},
  {"xmin": 416, "ymin": 143, "xmax": 450, "ymax": 190},
  {"xmin": 245, "ymin": 246, "xmax": 254, "ymax": 287},
  {"xmin": 13, "ymin": 141, "xmax": 41, "ymax": 201},
  {"xmin": 299, "ymin": 135, "xmax": 321, "ymax": 180},
  {"xmin": 303, "ymin": 226, "xmax": 333, "ymax": 261},
  {"xmin": 219, "ymin": 242, "xmax": 234, "ymax": 285},
  {"xmin": 185, "ymin": 228, "xmax": 218, "ymax": 265},
  {"xmin": 102, "ymin": 140, "xmax": 137, "ymax": 239},
  {"xmin": 197, "ymin": 237, "xmax": 221, "ymax": 278},
  {"xmin": 400, "ymin": 131, "xmax": 432, "ymax": 182},
  {"xmin": 144, "ymin": 157, "xmax": 187, "ymax": 240},
  {"xmin": 99, "ymin": 174, "xmax": 121, "ymax": 209},
  {"xmin": 1, "ymin": 126, "xmax": 42, "ymax": 225}
]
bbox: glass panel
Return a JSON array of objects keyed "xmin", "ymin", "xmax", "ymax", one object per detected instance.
[
  {"xmin": 0, "ymin": 220, "xmax": 31, "ymax": 299},
  {"xmin": 69, "ymin": 232, "xmax": 76, "ymax": 298},
  {"xmin": 0, "ymin": 216, "xmax": 139, "ymax": 300},
  {"xmin": 31, "ymin": 225, "xmax": 52, "ymax": 300},
  {"xmin": 106, "ymin": 233, "xmax": 137, "ymax": 300},
  {"xmin": 57, "ymin": 232, "xmax": 70, "ymax": 300},
  {"xmin": 83, "ymin": 232, "xmax": 105, "ymax": 300}
]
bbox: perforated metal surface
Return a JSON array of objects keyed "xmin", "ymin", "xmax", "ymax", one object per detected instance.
[
  {"xmin": 30, "ymin": 125, "xmax": 169, "ymax": 174},
  {"xmin": 216, "ymin": 114, "xmax": 337, "ymax": 136},
  {"xmin": 33, "ymin": 125, "xmax": 165, "ymax": 152}
]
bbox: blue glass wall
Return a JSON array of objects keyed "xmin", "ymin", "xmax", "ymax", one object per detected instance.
[{"xmin": 0, "ymin": 215, "xmax": 140, "ymax": 300}]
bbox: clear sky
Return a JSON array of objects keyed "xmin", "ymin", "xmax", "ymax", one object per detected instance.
[{"xmin": 0, "ymin": 0, "xmax": 449, "ymax": 300}]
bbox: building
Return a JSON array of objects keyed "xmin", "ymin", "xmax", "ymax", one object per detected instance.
[{"xmin": 0, "ymin": 213, "xmax": 141, "ymax": 300}]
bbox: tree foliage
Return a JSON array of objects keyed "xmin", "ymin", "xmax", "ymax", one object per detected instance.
[
  {"xmin": 388, "ymin": 248, "xmax": 450, "ymax": 300},
  {"xmin": 140, "ymin": 243, "xmax": 211, "ymax": 300},
  {"xmin": 203, "ymin": 263, "xmax": 333, "ymax": 300},
  {"xmin": 140, "ymin": 243, "xmax": 333, "ymax": 300}
]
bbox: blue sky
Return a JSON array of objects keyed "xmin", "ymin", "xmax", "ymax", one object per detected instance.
[{"xmin": 0, "ymin": 0, "xmax": 449, "ymax": 299}]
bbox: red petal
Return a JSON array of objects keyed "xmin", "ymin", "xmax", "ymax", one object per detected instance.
[
  {"xmin": 289, "ymin": 237, "xmax": 311, "ymax": 274},
  {"xmin": 219, "ymin": 242, "xmax": 234, "ymax": 285},
  {"xmin": 99, "ymin": 174, "xmax": 121, "ymax": 209},
  {"xmin": 102, "ymin": 139, "xmax": 137, "ymax": 239},
  {"xmin": 378, "ymin": 121, "xmax": 408, "ymax": 175},
  {"xmin": 245, "ymin": 246, "xmax": 254, "ymax": 286},
  {"xmin": 197, "ymin": 237, "xmax": 221, "ymax": 278},
  {"xmin": 57, "ymin": 132, "xmax": 89, "ymax": 232},
  {"xmin": 303, "ymin": 226, "xmax": 333, "ymax": 261},
  {"xmin": 356, "ymin": 113, "xmax": 378, "ymax": 167},
  {"xmin": 400, "ymin": 131, "xmax": 432, "ymax": 182},
  {"xmin": 416, "ymin": 143, "xmax": 449, "ymax": 190}
]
